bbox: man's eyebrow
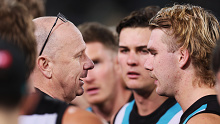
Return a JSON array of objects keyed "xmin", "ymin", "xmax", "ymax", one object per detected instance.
[
  {"xmin": 76, "ymin": 48, "xmax": 85, "ymax": 55},
  {"xmin": 119, "ymin": 46, "xmax": 128, "ymax": 48},
  {"xmin": 119, "ymin": 45, "xmax": 147, "ymax": 49},
  {"xmin": 136, "ymin": 45, "xmax": 147, "ymax": 49}
]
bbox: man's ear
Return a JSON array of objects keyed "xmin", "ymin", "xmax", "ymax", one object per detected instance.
[
  {"xmin": 37, "ymin": 56, "xmax": 52, "ymax": 79},
  {"xmin": 178, "ymin": 47, "xmax": 189, "ymax": 69}
]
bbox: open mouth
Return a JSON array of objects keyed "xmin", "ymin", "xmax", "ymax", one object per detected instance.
[{"xmin": 79, "ymin": 78, "xmax": 84, "ymax": 85}]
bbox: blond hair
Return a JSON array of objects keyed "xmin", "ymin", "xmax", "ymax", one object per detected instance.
[{"xmin": 150, "ymin": 4, "xmax": 220, "ymax": 86}]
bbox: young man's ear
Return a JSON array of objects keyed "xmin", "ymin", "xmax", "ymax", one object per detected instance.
[
  {"xmin": 37, "ymin": 56, "xmax": 52, "ymax": 78},
  {"xmin": 178, "ymin": 48, "xmax": 189, "ymax": 69}
]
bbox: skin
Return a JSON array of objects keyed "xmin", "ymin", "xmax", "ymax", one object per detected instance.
[
  {"xmin": 144, "ymin": 28, "xmax": 218, "ymax": 123},
  {"xmin": 21, "ymin": 17, "xmax": 104, "ymax": 124},
  {"xmin": 48, "ymin": 23, "xmax": 93, "ymax": 101},
  {"xmin": 187, "ymin": 113, "xmax": 220, "ymax": 124},
  {"xmin": 32, "ymin": 17, "xmax": 94, "ymax": 103},
  {"xmin": 83, "ymin": 41, "xmax": 131, "ymax": 121},
  {"xmin": 144, "ymin": 28, "xmax": 180, "ymax": 97},
  {"xmin": 216, "ymin": 72, "xmax": 220, "ymax": 104},
  {"xmin": 118, "ymin": 27, "xmax": 155, "ymax": 92},
  {"xmin": 118, "ymin": 27, "xmax": 167, "ymax": 116},
  {"xmin": 0, "ymin": 106, "xmax": 20, "ymax": 124},
  {"xmin": 84, "ymin": 42, "xmax": 118, "ymax": 104},
  {"xmin": 62, "ymin": 106, "xmax": 105, "ymax": 124},
  {"xmin": 70, "ymin": 94, "xmax": 90, "ymax": 109}
]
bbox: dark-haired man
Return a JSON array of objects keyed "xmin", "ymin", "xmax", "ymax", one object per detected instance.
[{"xmin": 113, "ymin": 6, "xmax": 182, "ymax": 124}]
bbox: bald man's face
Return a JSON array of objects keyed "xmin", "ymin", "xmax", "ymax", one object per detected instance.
[{"xmin": 51, "ymin": 22, "xmax": 94, "ymax": 103}]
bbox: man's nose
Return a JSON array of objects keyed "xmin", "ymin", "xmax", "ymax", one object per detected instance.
[
  {"xmin": 84, "ymin": 55, "xmax": 94, "ymax": 70},
  {"xmin": 127, "ymin": 52, "xmax": 138, "ymax": 66},
  {"xmin": 144, "ymin": 54, "xmax": 153, "ymax": 71}
]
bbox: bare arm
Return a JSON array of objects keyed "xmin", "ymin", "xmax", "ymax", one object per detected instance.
[
  {"xmin": 187, "ymin": 113, "xmax": 220, "ymax": 124},
  {"xmin": 62, "ymin": 106, "xmax": 106, "ymax": 124}
]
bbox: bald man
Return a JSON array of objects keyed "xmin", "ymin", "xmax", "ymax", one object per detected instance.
[
  {"xmin": 29, "ymin": 13, "xmax": 94, "ymax": 103},
  {"xmin": 19, "ymin": 14, "xmax": 105, "ymax": 124}
]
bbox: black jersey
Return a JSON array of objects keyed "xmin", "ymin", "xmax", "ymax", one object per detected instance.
[
  {"xmin": 19, "ymin": 89, "xmax": 68, "ymax": 124},
  {"xmin": 113, "ymin": 98, "xmax": 183, "ymax": 124},
  {"xmin": 180, "ymin": 95, "xmax": 220, "ymax": 124}
]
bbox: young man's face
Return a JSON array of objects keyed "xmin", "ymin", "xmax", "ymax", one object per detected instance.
[
  {"xmin": 118, "ymin": 27, "xmax": 155, "ymax": 92},
  {"xmin": 144, "ymin": 28, "xmax": 179, "ymax": 97},
  {"xmin": 83, "ymin": 42, "xmax": 119, "ymax": 104}
]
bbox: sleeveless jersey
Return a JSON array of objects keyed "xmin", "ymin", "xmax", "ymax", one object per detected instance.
[
  {"xmin": 113, "ymin": 98, "xmax": 183, "ymax": 124},
  {"xmin": 180, "ymin": 95, "xmax": 220, "ymax": 124},
  {"xmin": 19, "ymin": 89, "xmax": 68, "ymax": 124}
]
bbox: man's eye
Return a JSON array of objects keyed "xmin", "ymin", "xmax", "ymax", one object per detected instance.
[
  {"xmin": 76, "ymin": 52, "xmax": 82, "ymax": 58},
  {"xmin": 93, "ymin": 60, "xmax": 99, "ymax": 65},
  {"xmin": 120, "ymin": 49, "xmax": 129, "ymax": 53},
  {"xmin": 151, "ymin": 52, "xmax": 157, "ymax": 56},
  {"xmin": 148, "ymin": 49, "xmax": 157, "ymax": 56},
  {"xmin": 140, "ymin": 50, "xmax": 149, "ymax": 54},
  {"xmin": 78, "ymin": 54, "xmax": 82, "ymax": 57}
]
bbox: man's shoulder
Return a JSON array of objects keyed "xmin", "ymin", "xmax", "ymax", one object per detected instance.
[
  {"xmin": 62, "ymin": 106, "xmax": 105, "ymax": 124},
  {"xmin": 19, "ymin": 92, "xmax": 69, "ymax": 124},
  {"xmin": 187, "ymin": 113, "xmax": 220, "ymax": 124},
  {"xmin": 180, "ymin": 95, "xmax": 220, "ymax": 124}
]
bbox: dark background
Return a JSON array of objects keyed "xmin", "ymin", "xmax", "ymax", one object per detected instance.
[{"xmin": 45, "ymin": 0, "xmax": 220, "ymax": 26}]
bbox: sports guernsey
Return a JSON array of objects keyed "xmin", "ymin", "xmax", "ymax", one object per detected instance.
[
  {"xmin": 86, "ymin": 93, "xmax": 134, "ymax": 124},
  {"xmin": 180, "ymin": 95, "xmax": 220, "ymax": 124},
  {"xmin": 87, "ymin": 93, "xmax": 134, "ymax": 112},
  {"xmin": 113, "ymin": 98, "xmax": 183, "ymax": 124},
  {"xmin": 19, "ymin": 89, "xmax": 68, "ymax": 124}
]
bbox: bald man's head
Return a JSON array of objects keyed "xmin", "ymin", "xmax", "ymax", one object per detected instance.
[
  {"xmin": 31, "ymin": 16, "xmax": 94, "ymax": 103},
  {"xmin": 33, "ymin": 17, "xmax": 66, "ymax": 57}
]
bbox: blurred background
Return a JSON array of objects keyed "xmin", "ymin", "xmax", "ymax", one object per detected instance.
[{"xmin": 45, "ymin": 0, "xmax": 220, "ymax": 26}]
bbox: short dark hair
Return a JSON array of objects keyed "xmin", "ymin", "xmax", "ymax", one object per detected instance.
[
  {"xmin": 78, "ymin": 22, "xmax": 118, "ymax": 52},
  {"xmin": 116, "ymin": 6, "xmax": 160, "ymax": 35}
]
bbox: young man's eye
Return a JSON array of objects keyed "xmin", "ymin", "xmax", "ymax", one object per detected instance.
[
  {"xmin": 93, "ymin": 60, "xmax": 99, "ymax": 65},
  {"xmin": 140, "ymin": 50, "xmax": 149, "ymax": 54},
  {"xmin": 151, "ymin": 52, "xmax": 157, "ymax": 56},
  {"xmin": 120, "ymin": 49, "xmax": 129, "ymax": 53},
  {"xmin": 147, "ymin": 49, "xmax": 157, "ymax": 56}
]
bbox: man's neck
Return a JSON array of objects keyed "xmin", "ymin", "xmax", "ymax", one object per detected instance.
[
  {"xmin": 91, "ymin": 103, "xmax": 112, "ymax": 122},
  {"xmin": 175, "ymin": 83, "xmax": 216, "ymax": 112},
  {"xmin": 91, "ymin": 85, "xmax": 132, "ymax": 122},
  {"xmin": 173, "ymin": 62, "xmax": 217, "ymax": 112},
  {"xmin": 133, "ymin": 88, "xmax": 168, "ymax": 116}
]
